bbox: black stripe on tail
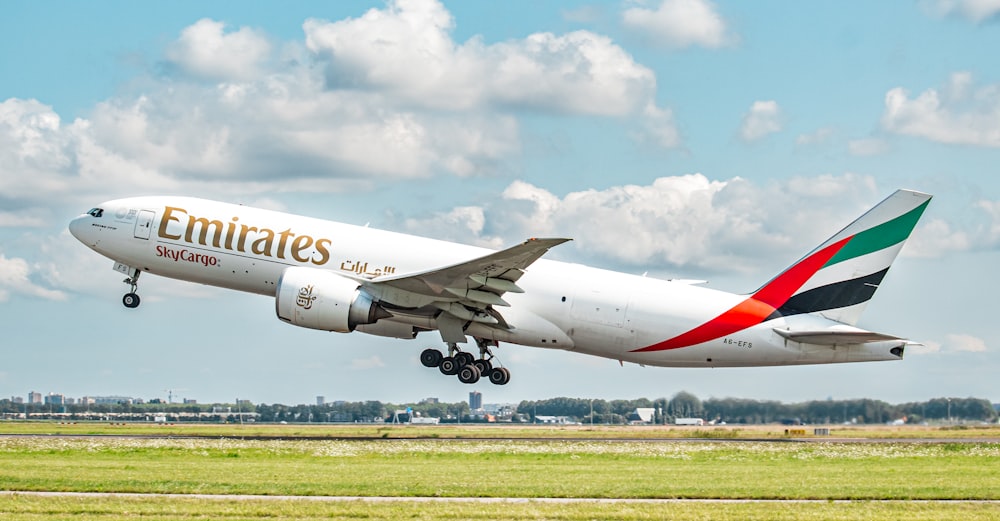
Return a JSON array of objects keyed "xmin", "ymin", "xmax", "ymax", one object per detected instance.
[{"xmin": 765, "ymin": 268, "xmax": 889, "ymax": 321}]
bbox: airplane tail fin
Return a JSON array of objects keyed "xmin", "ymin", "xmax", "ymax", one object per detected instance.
[{"xmin": 752, "ymin": 189, "xmax": 932, "ymax": 326}]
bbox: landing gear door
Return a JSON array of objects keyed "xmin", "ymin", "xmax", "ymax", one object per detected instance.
[{"xmin": 134, "ymin": 210, "xmax": 155, "ymax": 239}]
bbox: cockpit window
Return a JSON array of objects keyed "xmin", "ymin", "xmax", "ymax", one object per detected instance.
[{"xmin": 87, "ymin": 208, "xmax": 104, "ymax": 218}]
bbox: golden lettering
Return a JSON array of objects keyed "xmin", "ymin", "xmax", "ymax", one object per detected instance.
[
  {"xmin": 251, "ymin": 229, "xmax": 275, "ymax": 256},
  {"xmin": 158, "ymin": 205, "xmax": 334, "ymax": 265},
  {"xmin": 158, "ymin": 206, "xmax": 184, "ymax": 240},
  {"xmin": 225, "ymin": 216, "xmax": 239, "ymax": 250},
  {"xmin": 237, "ymin": 224, "xmax": 257, "ymax": 252},
  {"xmin": 313, "ymin": 238, "xmax": 332, "ymax": 265},
  {"xmin": 291, "ymin": 235, "xmax": 314, "ymax": 263},
  {"xmin": 276, "ymin": 229, "xmax": 295, "ymax": 260},
  {"xmin": 186, "ymin": 216, "xmax": 225, "ymax": 247}
]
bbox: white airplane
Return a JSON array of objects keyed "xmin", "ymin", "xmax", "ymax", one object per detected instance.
[{"xmin": 69, "ymin": 189, "xmax": 931, "ymax": 385}]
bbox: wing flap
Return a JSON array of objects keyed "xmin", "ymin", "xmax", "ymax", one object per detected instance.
[{"xmin": 363, "ymin": 238, "xmax": 570, "ymax": 342}]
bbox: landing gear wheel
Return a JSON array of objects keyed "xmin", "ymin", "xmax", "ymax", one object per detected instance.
[
  {"xmin": 439, "ymin": 357, "xmax": 460, "ymax": 376},
  {"xmin": 420, "ymin": 348, "xmax": 443, "ymax": 368},
  {"xmin": 458, "ymin": 364, "xmax": 481, "ymax": 384},
  {"xmin": 488, "ymin": 367, "xmax": 511, "ymax": 385},
  {"xmin": 473, "ymin": 359, "xmax": 492, "ymax": 376},
  {"xmin": 122, "ymin": 293, "xmax": 140, "ymax": 309},
  {"xmin": 456, "ymin": 352, "xmax": 475, "ymax": 367}
]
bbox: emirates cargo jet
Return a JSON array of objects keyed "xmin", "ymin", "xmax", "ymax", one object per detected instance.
[{"xmin": 69, "ymin": 189, "xmax": 931, "ymax": 385}]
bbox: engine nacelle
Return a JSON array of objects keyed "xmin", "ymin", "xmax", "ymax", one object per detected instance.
[{"xmin": 276, "ymin": 267, "xmax": 388, "ymax": 332}]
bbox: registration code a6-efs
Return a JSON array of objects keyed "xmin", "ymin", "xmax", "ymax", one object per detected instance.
[{"xmin": 723, "ymin": 338, "xmax": 752, "ymax": 349}]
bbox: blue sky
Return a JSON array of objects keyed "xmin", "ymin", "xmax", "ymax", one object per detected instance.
[{"xmin": 2, "ymin": 0, "xmax": 999, "ymax": 406}]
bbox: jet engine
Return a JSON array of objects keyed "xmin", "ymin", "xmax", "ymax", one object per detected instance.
[{"xmin": 276, "ymin": 267, "xmax": 389, "ymax": 332}]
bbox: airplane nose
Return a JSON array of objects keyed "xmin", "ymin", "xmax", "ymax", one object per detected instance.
[{"xmin": 69, "ymin": 215, "xmax": 89, "ymax": 242}]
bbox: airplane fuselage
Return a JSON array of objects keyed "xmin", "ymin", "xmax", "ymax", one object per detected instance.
[{"xmin": 70, "ymin": 196, "xmax": 910, "ymax": 370}]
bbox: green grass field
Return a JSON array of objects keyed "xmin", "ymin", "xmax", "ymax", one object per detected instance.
[{"xmin": 1, "ymin": 422, "xmax": 998, "ymax": 519}]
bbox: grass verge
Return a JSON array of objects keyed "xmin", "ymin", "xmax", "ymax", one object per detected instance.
[{"xmin": 1, "ymin": 494, "xmax": 999, "ymax": 521}]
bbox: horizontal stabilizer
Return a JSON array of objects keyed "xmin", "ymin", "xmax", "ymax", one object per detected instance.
[{"xmin": 774, "ymin": 327, "xmax": 901, "ymax": 345}]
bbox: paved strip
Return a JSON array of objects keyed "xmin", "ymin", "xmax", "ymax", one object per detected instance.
[{"xmin": 3, "ymin": 491, "xmax": 1000, "ymax": 504}]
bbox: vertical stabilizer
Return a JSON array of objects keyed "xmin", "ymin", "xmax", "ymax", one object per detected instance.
[{"xmin": 757, "ymin": 189, "xmax": 931, "ymax": 325}]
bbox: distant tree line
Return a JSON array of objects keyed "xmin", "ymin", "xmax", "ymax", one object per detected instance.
[
  {"xmin": 0, "ymin": 399, "xmax": 475, "ymax": 423},
  {"xmin": 254, "ymin": 401, "xmax": 470, "ymax": 423},
  {"xmin": 2, "ymin": 393, "xmax": 995, "ymax": 424},
  {"xmin": 517, "ymin": 393, "xmax": 998, "ymax": 425}
]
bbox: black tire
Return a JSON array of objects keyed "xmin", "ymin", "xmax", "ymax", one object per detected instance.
[
  {"xmin": 456, "ymin": 352, "xmax": 475, "ymax": 367},
  {"xmin": 123, "ymin": 293, "xmax": 140, "ymax": 308},
  {"xmin": 420, "ymin": 348, "xmax": 443, "ymax": 368},
  {"xmin": 489, "ymin": 367, "xmax": 510, "ymax": 385},
  {"xmin": 458, "ymin": 365, "xmax": 481, "ymax": 384},
  {"xmin": 473, "ymin": 359, "xmax": 492, "ymax": 376},
  {"xmin": 439, "ymin": 357, "xmax": 459, "ymax": 376}
]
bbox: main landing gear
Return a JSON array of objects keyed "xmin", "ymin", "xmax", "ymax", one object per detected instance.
[
  {"xmin": 420, "ymin": 338, "xmax": 511, "ymax": 385},
  {"xmin": 122, "ymin": 270, "xmax": 141, "ymax": 309}
]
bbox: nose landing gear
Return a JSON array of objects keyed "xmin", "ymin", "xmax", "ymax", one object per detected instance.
[
  {"xmin": 121, "ymin": 269, "xmax": 141, "ymax": 309},
  {"xmin": 420, "ymin": 338, "xmax": 511, "ymax": 385}
]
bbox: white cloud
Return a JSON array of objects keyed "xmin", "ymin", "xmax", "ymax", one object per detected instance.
[
  {"xmin": 881, "ymin": 72, "xmax": 1000, "ymax": 147},
  {"xmin": 397, "ymin": 172, "xmax": 984, "ymax": 273},
  {"xmin": 442, "ymin": 173, "xmax": 883, "ymax": 273},
  {"xmin": 923, "ymin": 0, "xmax": 1000, "ymax": 23},
  {"xmin": 0, "ymin": 0, "xmax": 681, "ymax": 227},
  {"xmin": 636, "ymin": 102, "xmax": 682, "ymax": 148},
  {"xmin": 739, "ymin": 100, "xmax": 782, "ymax": 142},
  {"xmin": 848, "ymin": 137, "xmax": 889, "ymax": 156},
  {"xmin": 622, "ymin": 0, "xmax": 734, "ymax": 49},
  {"xmin": 304, "ymin": 0, "xmax": 658, "ymax": 117},
  {"xmin": 403, "ymin": 206, "xmax": 503, "ymax": 248},
  {"xmin": 904, "ymin": 218, "xmax": 971, "ymax": 257},
  {"xmin": 976, "ymin": 199, "xmax": 1000, "ymax": 244},
  {"xmin": 165, "ymin": 19, "xmax": 272, "ymax": 81},
  {"xmin": 0, "ymin": 211, "xmax": 46, "ymax": 227},
  {"xmin": 944, "ymin": 333, "xmax": 988, "ymax": 352},
  {"xmin": 0, "ymin": 253, "xmax": 67, "ymax": 302}
]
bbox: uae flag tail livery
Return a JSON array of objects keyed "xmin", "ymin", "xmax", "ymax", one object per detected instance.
[{"xmin": 632, "ymin": 189, "xmax": 931, "ymax": 354}]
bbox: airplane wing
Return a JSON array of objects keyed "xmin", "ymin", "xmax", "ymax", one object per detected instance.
[
  {"xmin": 773, "ymin": 327, "xmax": 901, "ymax": 346},
  {"xmin": 359, "ymin": 238, "xmax": 570, "ymax": 341}
]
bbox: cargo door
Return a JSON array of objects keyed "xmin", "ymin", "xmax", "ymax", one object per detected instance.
[{"xmin": 134, "ymin": 210, "xmax": 155, "ymax": 239}]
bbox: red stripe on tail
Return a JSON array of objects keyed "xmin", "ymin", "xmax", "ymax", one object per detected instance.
[{"xmin": 631, "ymin": 237, "xmax": 851, "ymax": 352}]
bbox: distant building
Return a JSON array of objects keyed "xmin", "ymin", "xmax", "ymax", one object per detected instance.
[
  {"xmin": 183, "ymin": 398, "xmax": 197, "ymax": 405},
  {"xmin": 469, "ymin": 391, "xmax": 482, "ymax": 410},
  {"xmin": 93, "ymin": 396, "xmax": 136, "ymax": 405},
  {"xmin": 10, "ymin": 396, "xmax": 23, "ymax": 404},
  {"xmin": 627, "ymin": 408, "xmax": 656, "ymax": 424},
  {"xmin": 44, "ymin": 393, "xmax": 65, "ymax": 405},
  {"xmin": 316, "ymin": 396, "xmax": 325, "ymax": 406},
  {"xmin": 534, "ymin": 415, "xmax": 577, "ymax": 425},
  {"xmin": 420, "ymin": 397, "xmax": 440, "ymax": 404},
  {"xmin": 28, "ymin": 391, "xmax": 42, "ymax": 404},
  {"xmin": 483, "ymin": 403, "xmax": 517, "ymax": 421}
]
